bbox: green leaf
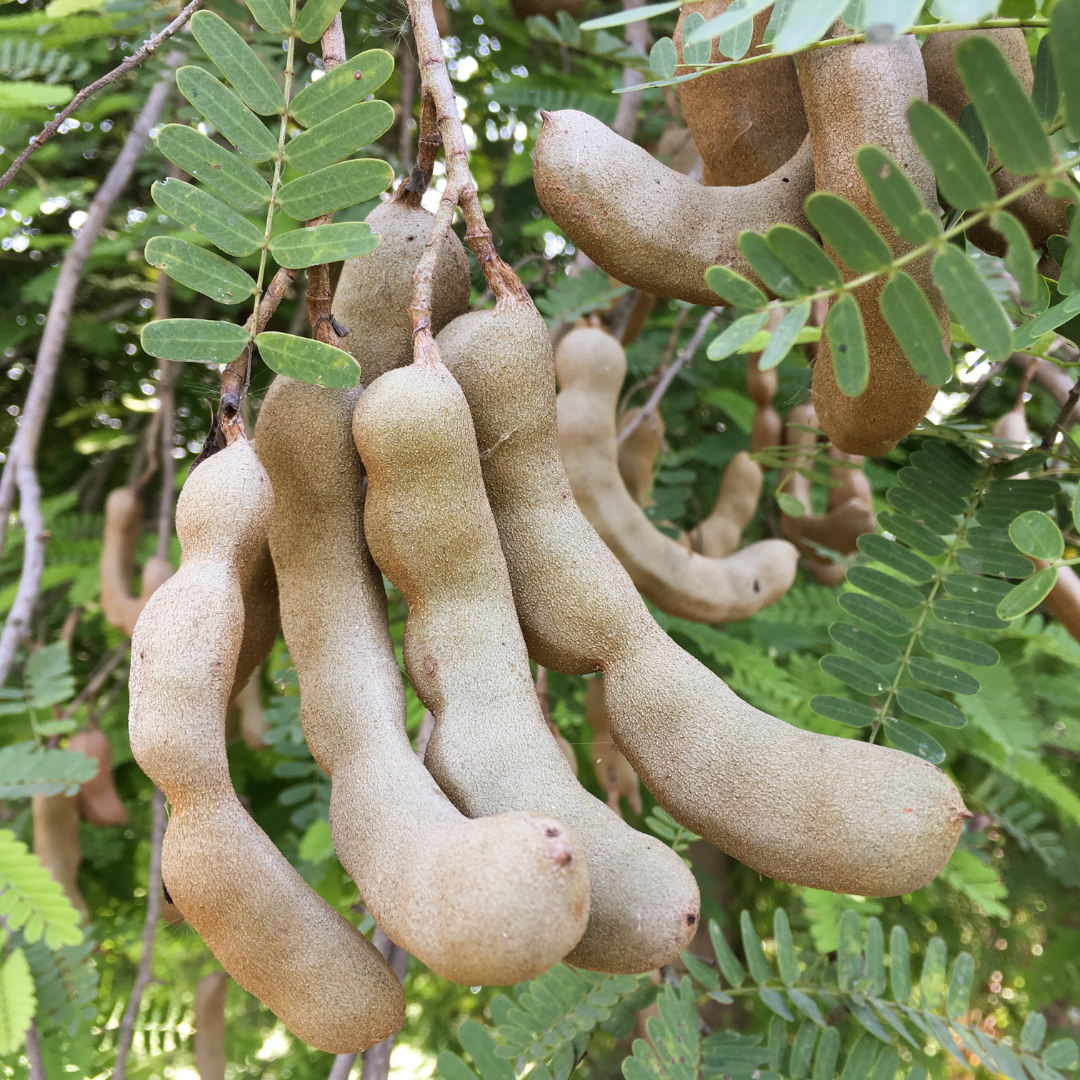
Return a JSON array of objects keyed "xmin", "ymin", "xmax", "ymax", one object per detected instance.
[
  {"xmin": 582, "ymin": 0, "xmax": 683, "ymax": 29},
  {"xmin": 839, "ymin": 1033, "xmax": 879, "ymax": 1080},
  {"xmin": 1051, "ymin": 0, "xmax": 1080, "ymax": 139},
  {"xmin": 768, "ymin": 1016, "xmax": 788, "ymax": 1072},
  {"xmin": 907, "ymin": 656, "xmax": 979, "ymax": 695},
  {"xmin": 1021, "ymin": 1012, "xmax": 1047, "ymax": 1054},
  {"xmin": 932, "ymin": 245, "xmax": 1013, "ymax": 361},
  {"xmin": 0, "ymin": 829, "xmax": 83, "ymax": 948},
  {"xmin": 740, "ymin": 910, "xmax": 772, "ymax": 986},
  {"xmin": 682, "ymin": 0, "xmax": 772, "ymax": 42},
  {"xmin": 825, "ymin": 294, "xmax": 869, "ymax": 396},
  {"xmin": 141, "ymin": 319, "xmax": 250, "ymax": 364},
  {"xmin": 144, "ymin": 236, "xmax": 256, "ymax": 305},
  {"xmin": 286, "ymin": 99, "xmax": 395, "ymax": 174},
  {"xmin": 294, "ymin": 0, "xmax": 346, "ymax": 42},
  {"xmin": 155, "ymin": 124, "xmax": 271, "ymax": 213},
  {"xmin": 881, "ymin": 717, "xmax": 946, "ymax": 763},
  {"xmin": 918, "ymin": 628, "xmax": 998, "ymax": 668},
  {"xmin": 867, "ymin": 1049, "xmax": 898, "ymax": 1080},
  {"xmin": 760, "ymin": 302, "xmax": 810, "ymax": 370},
  {"xmin": 804, "ymin": 191, "xmax": 892, "ymax": 273},
  {"xmin": 681, "ymin": 950, "xmax": 720, "ymax": 991},
  {"xmin": 456, "ymin": 1020, "xmax": 514, "ymax": 1080},
  {"xmin": 290, "ymin": 50, "xmax": 395, "ymax": 128},
  {"xmin": 439, "ymin": 1051, "xmax": 482, "ymax": 1080},
  {"xmin": 878, "ymin": 511, "xmax": 948, "ymax": 556},
  {"xmin": 1033, "ymin": 33, "xmax": 1059, "ymax": 125},
  {"xmin": 765, "ymin": 224, "xmax": 842, "ymax": 289},
  {"xmin": 649, "ymin": 37, "xmax": 677, "ymax": 79},
  {"xmin": 813, "ymin": 1027, "xmax": 840, "ymax": 1080},
  {"xmin": 896, "ymin": 687, "xmax": 967, "ymax": 728},
  {"xmin": 829, "ymin": 621, "xmax": 902, "ymax": 666},
  {"xmin": 907, "ymin": 100, "xmax": 995, "ymax": 212},
  {"xmin": 760, "ymin": 988, "xmax": 795, "ymax": 1021},
  {"xmin": 0, "ymin": 948, "xmax": 34, "ymax": 1056},
  {"xmin": 862, "ymin": 917, "xmax": 886, "ymax": 997},
  {"xmin": 255, "ymin": 332, "xmax": 361, "ymax": 388},
  {"xmin": 956, "ymin": 34, "xmax": 1054, "ymax": 174},
  {"xmin": 190, "ymin": 10, "xmax": 283, "ymax": 115},
  {"xmin": 151, "ymin": 179, "xmax": 263, "ymax": 257},
  {"xmin": 791, "ymin": 1023, "xmax": 818, "ymax": 1079},
  {"xmin": 810, "ymin": 694, "xmax": 877, "ymax": 728},
  {"xmin": 945, "ymin": 953, "xmax": 974, "ymax": 1019},
  {"xmin": 919, "ymin": 937, "xmax": 947, "ymax": 1010},
  {"xmin": 709, "ymin": 918, "xmax": 746, "ymax": 988},
  {"xmin": 992, "ymin": 211, "xmax": 1040, "ymax": 308},
  {"xmin": 933, "ymin": 596, "xmax": 1010, "ymax": 630},
  {"xmin": 0, "ymin": 743, "xmax": 96, "ymax": 798},
  {"xmin": 774, "ymin": 908, "xmax": 799, "ymax": 987},
  {"xmin": 857, "ymin": 535, "xmax": 936, "ymax": 584},
  {"xmin": 1013, "ymin": 290, "xmax": 1080, "ymax": 351},
  {"xmin": 996, "ymin": 566, "xmax": 1058, "ymax": 620},
  {"xmin": 708, "ymin": 311, "xmax": 769, "ymax": 361},
  {"xmin": 837, "ymin": 909, "xmax": 862, "ymax": 992},
  {"xmin": 772, "ymin": 0, "xmax": 846, "ymax": 52},
  {"xmin": 777, "ymin": 492, "xmax": 806, "ymax": 517},
  {"xmin": 245, "ymin": 0, "xmax": 290, "ymax": 33},
  {"xmin": 887, "ymin": 486, "xmax": 959, "ymax": 537},
  {"xmin": 878, "ymin": 271, "xmax": 951, "ymax": 385},
  {"xmin": 838, "ymin": 592, "xmax": 913, "ymax": 636},
  {"xmin": 0, "ymin": 81, "xmax": 74, "ymax": 110},
  {"xmin": 847, "ymin": 566, "xmax": 925, "ymax": 609},
  {"xmin": 739, "ymin": 231, "xmax": 803, "ymax": 298},
  {"xmin": 820, "ymin": 654, "xmax": 890, "ymax": 695},
  {"xmin": 1009, "ymin": 510, "xmax": 1064, "ymax": 560},
  {"xmin": 855, "ymin": 146, "xmax": 941, "ymax": 245},
  {"xmin": 26, "ymin": 641, "xmax": 74, "ymax": 708},
  {"xmin": 175, "ymin": 66, "xmax": 278, "ymax": 162},
  {"xmin": 789, "ymin": 989, "xmax": 825, "ymax": 1028},
  {"xmin": 269, "ymin": 222, "xmax": 378, "ymax": 269},
  {"xmin": 1044, "ymin": 1040, "xmax": 1080, "ymax": 1070},
  {"xmin": 277, "ymin": 158, "xmax": 393, "ymax": 220},
  {"xmin": 890, "ymin": 925, "xmax": 912, "ymax": 1003},
  {"xmin": 705, "ymin": 265, "xmax": 767, "ymax": 308}
]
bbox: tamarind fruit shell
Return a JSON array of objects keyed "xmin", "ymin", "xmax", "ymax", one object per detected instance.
[
  {"xmin": 653, "ymin": 124, "xmax": 701, "ymax": 177},
  {"xmin": 259, "ymin": 376, "xmax": 591, "ymax": 987},
  {"xmin": 194, "ymin": 971, "xmax": 228, "ymax": 1080},
  {"xmin": 101, "ymin": 487, "xmax": 148, "ymax": 637},
  {"xmin": 686, "ymin": 451, "xmax": 764, "ymax": 559},
  {"xmin": 129, "ymin": 439, "xmax": 403, "ymax": 1052},
  {"xmin": 533, "ymin": 109, "xmax": 815, "ymax": 306},
  {"xmin": 801, "ymin": 32, "xmax": 948, "ymax": 456},
  {"xmin": 616, "ymin": 409, "xmax": 664, "ymax": 508},
  {"xmin": 357, "ymin": 333, "xmax": 700, "ymax": 974},
  {"xmin": 673, "ymin": 2, "xmax": 808, "ymax": 187},
  {"xmin": 229, "ymin": 536, "xmax": 279, "ymax": 702},
  {"xmin": 33, "ymin": 792, "xmax": 89, "ymax": 920},
  {"xmin": 70, "ymin": 728, "xmax": 129, "ymax": 827},
  {"xmin": 434, "ymin": 285, "xmax": 968, "ymax": 896},
  {"xmin": 140, "ymin": 553, "xmax": 174, "ymax": 602},
  {"xmin": 585, "ymin": 676, "xmax": 642, "ymax": 818}
]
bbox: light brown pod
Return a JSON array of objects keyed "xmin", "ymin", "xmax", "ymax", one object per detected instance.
[
  {"xmin": 746, "ymin": 345, "xmax": 783, "ymax": 453},
  {"xmin": 194, "ymin": 971, "xmax": 228, "ymax": 1080},
  {"xmin": 128, "ymin": 438, "xmax": 403, "ymax": 1053},
  {"xmin": 533, "ymin": 109, "xmax": 814, "ymax": 306},
  {"xmin": 922, "ymin": 28, "xmax": 1067, "ymax": 251},
  {"xmin": 438, "ymin": 284, "xmax": 968, "ymax": 896},
  {"xmin": 356, "ymin": 333, "xmax": 700, "ymax": 974},
  {"xmin": 101, "ymin": 487, "xmax": 148, "ymax": 637},
  {"xmin": 585, "ymin": 677, "xmax": 642, "ymax": 817},
  {"xmin": 555, "ymin": 326, "xmax": 798, "ymax": 623},
  {"xmin": 332, "ymin": 197, "xmax": 471, "ymax": 388},
  {"xmin": 229, "ymin": 536, "xmax": 279, "ymax": 702},
  {"xmin": 673, "ymin": 1, "xmax": 808, "ymax": 187},
  {"xmin": 616, "ymin": 408, "xmax": 665, "ymax": 507},
  {"xmin": 234, "ymin": 671, "xmax": 268, "ymax": 750},
  {"xmin": 140, "ymin": 554, "xmax": 174, "ymax": 602},
  {"xmin": 70, "ymin": 728, "xmax": 129, "ymax": 827},
  {"xmin": 1043, "ymin": 565, "xmax": 1080, "ymax": 643},
  {"xmin": 258, "ymin": 377, "xmax": 590, "ymax": 986},
  {"xmin": 686, "ymin": 451, "xmax": 764, "ymax": 559},
  {"xmin": 801, "ymin": 32, "xmax": 948, "ymax": 455},
  {"xmin": 32, "ymin": 792, "xmax": 89, "ymax": 919}
]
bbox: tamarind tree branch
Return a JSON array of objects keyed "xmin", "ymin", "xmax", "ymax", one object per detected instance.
[
  {"xmin": 1040, "ymin": 371, "xmax": 1080, "ymax": 452},
  {"xmin": 0, "ymin": 54, "xmax": 182, "ymax": 688},
  {"xmin": 154, "ymin": 278, "xmax": 180, "ymax": 559},
  {"xmin": 396, "ymin": 91, "xmax": 440, "ymax": 205},
  {"xmin": 0, "ymin": 0, "xmax": 202, "ymax": 189}
]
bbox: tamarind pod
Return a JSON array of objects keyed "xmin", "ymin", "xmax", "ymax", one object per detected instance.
[
  {"xmin": 129, "ymin": 439, "xmax": 403, "ymax": 1052},
  {"xmin": 555, "ymin": 327, "xmax": 798, "ymax": 623},
  {"xmin": 101, "ymin": 487, "xmax": 148, "ymax": 637},
  {"xmin": 992, "ymin": 399, "xmax": 1031, "ymax": 450},
  {"xmin": 616, "ymin": 408, "xmax": 665, "ymax": 507},
  {"xmin": 229, "ymin": 536, "xmax": 279, "ymax": 702},
  {"xmin": 194, "ymin": 971, "xmax": 228, "ymax": 1080},
  {"xmin": 432, "ymin": 0, "xmax": 450, "ymax": 37},
  {"xmin": 922, "ymin": 29, "xmax": 1067, "ymax": 251},
  {"xmin": 752, "ymin": 405, "xmax": 783, "ymax": 453},
  {"xmin": 436, "ymin": 288, "xmax": 967, "ymax": 895},
  {"xmin": 235, "ymin": 670, "xmax": 268, "ymax": 750},
  {"xmin": 70, "ymin": 728, "xmax": 129, "ymax": 827},
  {"xmin": 533, "ymin": 110, "xmax": 815, "ymax": 306},
  {"xmin": 747, "ymin": 323, "xmax": 783, "ymax": 453},
  {"xmin": 585, "ymin": 676, "xmax": 642, "ymax": 818},
  {"xmin": 32, "ymin": 792, "xmax": 89, "ymax": 920},
  {"xmin": 355, "ymin": 339, "xmax": 699, "ymax": 974},
  {"xmin": 801, "ymin": 33, "xmax": 948, "ymax": 456},
  {"xmin": 332, "ymin": 199, "xmax": 470, "ymax": 388},
  {"xmin": 1042, "ymin": 565, "xmax": 1080, "ymax": 643},
  {"xmin": 686, "ymin": 452, "xmax": 764, "ymax": 559},
  {"xmin": 140, "ymin": 553, "xmax": 174, "ymax": 602},
  {"xmin": 258, "ymin": 378, "xmax": 590, "ymax": 987},
  {"xmin": 619, "ymin": 292, "xmax": 657, "ymax": 348},
  {"xmin": 654, "ymin": 124, "xmax": 701, "ymax": 177},
  {"xmin": 745, "ymin": 357, "xmax": 777, "ymax": 409},
  {"xmin": 674, "ymin": 2, "xmax": 808, "ymax": 187}
]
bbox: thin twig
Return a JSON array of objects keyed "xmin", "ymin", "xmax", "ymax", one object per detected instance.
[
  {"xmin": 112, "ymin": 785, "xmax": 167, "ymax": 1080},
  {"xmin": 328, "ymin": 1053, "xmax": 358, "ymax": 1080},
  {"xmin": 360, "ymin": 926, "xmax": 409, "ymax": 1080},
  {"xmin": 618, "ymin": 306, "xmax": 689, "ymax": 415},
  {"xmin": 0, "ymin": 3, "xmax": 203, "ymax": 190},
  {"xmin": 1041, "ymin": 371, "xmax": 1080, "ymax": 452},
  {"xmin": 24, "ymin": 1021, "xmax": 46, "ymax": 1080},
  {"xmin": 61, "ymin": 642, "xmax": 130, "ymax": 720},
  {"xmin": 398, "ymin": 27, "xmax": 418, "ymax": 171},
  {"xmin": 617, "ymin": 310, "xmax": 717, "ymax": 446}
]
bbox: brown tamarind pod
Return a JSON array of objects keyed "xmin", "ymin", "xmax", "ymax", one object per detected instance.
[
  {"xmin": 194, "ymin": 971, "xmax": 228, "ymax": 1080},
  {"xmin": 800, "ymin": 31, "xmax": 948, "ymax": 456},
  {"xmin": 234, "ymin": 670, "xmax": 268, "ymax": 750},
  {"xmin": 70, "ymin": 728, "xmax": 129, "ymax": 827},
  {"xmin": 229, "ymin": 536, "xmax": 279, "ymax": 702},
  {"xmin": 585, "ymin": 676, "xmax": 642, "ymax": 818},
  {"xmin": 101, "ymin": 487, "xmax": 148, "ymax": 637},
  {"xmin": 654, "ymin": 124, "xmax": 701, "ymax": 177},
  {"xmin": 746, "ymin": 346, "xmax": 784, "ymax": 453},
  {"xmin": 140, "ymin": 553, "xmax": 174, "ymax": 602},
  {"xmin": 555, "ymin": 326, "xmax": 798, "ymax": 623},
  {"xmin": 673, "ymin": 2, "xmax": 808, "ymax": 187},
  {"xmin": 258, "ymin": 377, "xmax": 590, "ymax": 986},
  {"xmin": 616, "ymin": 408, "xmax": 665, "ymax": 507},
  {"xmin": 332, "ymin": 197, "xmax": 470, "ymax": 388},
  {"xmin": 33, "ymin": 793, "xmax": 89, "ymax": 919},
  {"xmin": 922, "ymin": 29, "xmax": 1067, "ymax": 251},
  {"xmin": 356, "ymin": 330, "xmax": 699, "ymax": 974},
  {"xmin": 534, "ymin": 109, "xmax": 814, "ymax": 306},
  {"xmin": 992, "ymin": 394, "xmax": 1031, "ymax": 451},
  {"xmin": 436, "ymin": 280, "xmax": 967, "ymax": 896},
  {"xmin": 686, "ymin": 452, "xmax": 764, "ymax": 559},
  {"xmin": 129, "ymin": 437, "xmax": 403, "ymax": 1052},
  {"xmin": 1042, "ymin": 565, "xmax": 1080, "ymax": 643}
]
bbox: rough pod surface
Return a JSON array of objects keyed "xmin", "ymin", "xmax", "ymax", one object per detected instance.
[
  {"xmin": 100, "ymin": 487, "xmax": 148, "ymax": 637},
  {"xmin": 70, "ymin": 728, "xmax": 129, "ymax": 827},
  {"xmin": 128, "ymin": 438, "xmax": 403, "ymax": 1053}
]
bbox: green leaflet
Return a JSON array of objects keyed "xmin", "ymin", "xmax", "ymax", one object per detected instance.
[
  {"xmin": 0, "ymin": 948, "xmax": 35, "ymax": 1055},
  {"xmin": 145, "ymin": 236, "xmax": 256, "ymax": 305},
  {"xmin": 856, "ymin": 535, "xmax": 935, "ymax": 584},
  {"xmin": 1032, "ymin": 33, "xmax": 1059, "ymax": 127},
  {"xmin": 846, "ymin": 566, "xmax": 924, "ymax": 609},
  {"xmin": 0, "ymin": 828, "xmax": 84, "ymax": 948},
  {"xmin": 290, "ymin": 50, "xmax": 395, "ymax": 127},
  {"xmin": 819, "ymin": 654, "xmax": 890, "ymax": 696},
  {"xmin": 277, "ymin": 159, "xmax": 393, "ymax": 220},
  {"xmin": 155, "ymin": 124, "xmax": 271, "ymax": 212},
  {"xmin": 765, "ymin": 224, "xmax": 842, "ymax": 290},
  {"xmin": 759, "ymin": 301, "xmax": 809, "ymax": 370},
  {"xmin": 190, "ymin": 11, "xmax": 283, "ymax": 115},
  {"xmin": 810, "ymin": 694, "xmax": 876, "ymax": 728},
  {"xmin": 704, "ymin": 264, "xmax": 767, "ymax": 309},
  {"xmin": 268, "ymin": 221, "xmax": 379, "ymax": 268},
  {"xmin": 740, "ymin": 910, "xmax": 772, "ymax": 986},
  {"xmin": 997, "ymin": 566, "xmax": 1058, "ymax": 620},
  {"xmin": 0, "ymin": 742, "xmax": 96, "ymax": 798},
  {"xmin": 906, "ymin": 657, "xmax": 979, "ymax": 696},
  {"xmin": 907, "ymin": 100, "xmax": 995, "ymax": 212},
  {"xmin": 918, "ymin": 629, "xmax": 998, "ymax": 668},
  {"xmin": 878, "ymin": 271, "xmax": 951, "ymax": 385},
  {"xmin": 151, "ymin": 178, "xmax": 264, "ymax": 257},
  {"xmin": 992, "ymin": 211, "xmax": 1040, "ymax": 309},
  {"xmin": 882, "ymin": 717, "xmax": 945, "ymax": 763},
  {"xmin": 581, "ymin": 0, "xmax": 682, "ymax": 31},
  {"xmin": 140, "ymin": 319, "xmax": 251, "ymax": 364},
  {"xmin": 707, "ymin": 311, "xmax": 768, "ymax": 361},
  {"xmin": 931, "ymin": 245, "xmax": 1013, "ymax": 361},
  {"xmin": 1052, "ymin": 0, "xmax": 1080, "ymax": 139},
  {"xmin": 649, "ymin": 37, "xmax": 677, "ymax": 79},
  {"xmin": 829, "ymin": 621, "xmax": 902, "ymax": 665},
  {"xmin": 739, "ymin": 230, "xmax": 802, "ymax": 298},
  {"xmin": 804, "ymin": 192, "xmax": 891, "ymax": 273},
  {"xmin": 255, "ymin": 332, "xmax": 361, "ymax": 388},
  {"xmin": 285, "ymin": 98, "xmax": 396, "ymax": 174},
  {"xmin": 855, "ymin": 146, "xmax": 941, "ymax": 245},
  {"xmin": 175, "ymin": 66, "xmax": 278, "ymax": 162},
  {"xmin": 294, "ymin": 0, "xmax": 346, "ymax": 43},
  {"xmin": 680, "ymin": 11, "xmax": 711, "ymax": 64},
  {"xmin": 245, "ymin": 0, "xmax": 289, "ymax": 33},
  {"xmin": 1009, "ymin": 510, "xmax": 1064, "ymax": 560}
]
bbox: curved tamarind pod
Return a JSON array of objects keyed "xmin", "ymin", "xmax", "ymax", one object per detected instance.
[
  {"xmin": 70, "ymin": 728, "xmax": 129, "ymax": 827},
  {"xmin": 674, "ymin": 1, "xmax": 808, "ymax": 187},
  {"xmin": 140, "ymin": 554, "xmax": 174, "ymax": 602},
  {"xmin": 101, "ymin": 487, "xmax": 148, "ymax": 636},
  {"xmin": 922, "ymin": 29, "xmax": 1067, "ymax": 251},
  {"xmin": 801, "ymin": 33, "xmax": 947, "ymax": 456},
  {"xmin": 32, "ymin": 793, "xmax": 89, "ymax": 919},
  {"xmin": 654, "ymin": 123, "xmax": 701, "ymax": 177},
  {"xmin": 259, "ymin": 377, "xmax": 590, "ymax": 986},
  {"xmin": 555, "ymin": 327, "xmax": 798, "ymax": 623},
  {"xmin": 992, "ymin": 395, "xmax": 1031, "ymax": 451},
  {"xmin": 129, "ymin": 438, "xmax": 403, "ymax": 1052},
  {"xmin": 332, "ymin": 198, "xmax": 471, "ymax": 387},
  {"xmin": 585, "ymin": 676, "xmax": 642, "ymax": 818},
  {"xmin": 534, "ymin": 110, "xmax": 815, "ymax": 306},
  {"xmin": 746, "ymin": 336, "xmax": 784, "ymax": 453},
  {"xmin": 229, "ymin": 536, "xmax": 279, "ymax": 702},
  {"xmin": 1042, "ymin": 565, "xmax": 1080, "ymax": 643},
  {"xmin": 436, "ymin": 285, "xmax": 967, "ymax": 895},
  {"xmin": 235, "ymin": 670, "xmax": 268, "ymax": 750},
  {"xmin": 194, "ymin": 972, "xmax": 228, "ymax": 1080},
  {"xmin": 687, "ymin": 452, "xmax": 764, "ymax": 559},
  {"xmin": 355, "ymin": 335, "xmax": 699, "ymax": 974},
  {"xmin": 616, "ymin": 408, "xmax": 665, "ymax": 507}
]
